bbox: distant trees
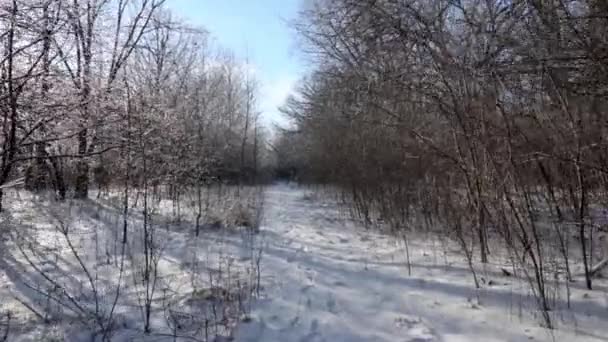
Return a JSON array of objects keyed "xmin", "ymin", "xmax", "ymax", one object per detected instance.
[
  {"xmin": 0, "ymin": 0, "xmax": 269, "ymax": 210},
  {"xmin": 283, "ymin": 0, "xmax": 608, "ymax": 327}
]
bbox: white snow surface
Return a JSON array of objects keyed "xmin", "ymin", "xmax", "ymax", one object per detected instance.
[
  {"xmin": 234, "ymin": 184, "xmax": 608, "ymax": 342},
  {"xmin": 0, "ymin": 184, "xmax": 607, "ymax": 341}
]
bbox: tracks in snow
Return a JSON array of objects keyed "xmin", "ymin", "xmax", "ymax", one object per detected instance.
[{"xmin": 234, "ymin": 185, "xmax": 438, "ymax": 342}]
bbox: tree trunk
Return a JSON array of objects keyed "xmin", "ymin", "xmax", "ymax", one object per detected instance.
[
  {"xmin": 74, "ymin": 130, "xmax": 89, "ymax": 199},
  {"xmin": 49, "ymin": 153, "xmax": 66, "ymax": 201}
]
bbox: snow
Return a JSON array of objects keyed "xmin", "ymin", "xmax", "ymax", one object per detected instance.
[
  {"xmin": 1, "ymin": 188, "xmax": 263, "ymax": 341},
  {"xmin": 235, "ymin": 184, "xmax": 608, "ymax": 342},
  {"xmin": 0, "ymin": 184, "xmax": 607, "ymax": 341}
]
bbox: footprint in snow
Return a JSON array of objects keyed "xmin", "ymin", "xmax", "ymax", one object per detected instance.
[
  {"xmin": 299, "ymin": 319, "xmax": 324, "ymax": 342},
  {"xmin": 310, "ymin": 319, "xmax": 319, "ymax": 332},
  {"xmin": 290, "ymin": 316, "xmax": 300, "ymax": 327},
  {"xmin": 394, "ymin": 316, "xmax": 437, "ymax": 342},
  {"xmin": 326, "ymin": 295, "xmax": 339, "ymax": 314},
  {"xmin": 333, "ymin": 281, "xmax": 348, "ymax": 287},
  {"xmin": 301, "ymin": 284, "xmax": 314, "ymax": 293}
]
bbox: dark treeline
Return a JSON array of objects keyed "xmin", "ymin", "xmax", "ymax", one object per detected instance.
[{"xmin": 277, "ymin": 0, "xmax": 608, "ymax": 327}]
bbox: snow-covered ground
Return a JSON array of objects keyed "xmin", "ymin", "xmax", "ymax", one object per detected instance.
[
  {"xmin": 235, "ymin": 184, "xmax": 608, "ymax": 342},
  {"xmin": 1, "ymin": 184, "xmax": 607, "ymax": 341},
  {"xmin": 0, "ymin": 187, "xmax": 264, "ymax": 341}
]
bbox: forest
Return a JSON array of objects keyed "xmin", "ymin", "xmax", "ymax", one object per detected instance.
[
  {"xmin": 1, "ymin": 0, "xmax": 608, "ymax": 341},
  {"xmin": 275, "ymin": 0, "xmax": 608, "ymax": 337}
]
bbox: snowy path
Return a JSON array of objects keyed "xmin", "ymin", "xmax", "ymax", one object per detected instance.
[
  {"xmin": 235, "ymin": 184, "xmax": 438, "ymax": 342},
  {"xmin": 234, "ymin": 185, "xmax": 608, "ymax": 342}
]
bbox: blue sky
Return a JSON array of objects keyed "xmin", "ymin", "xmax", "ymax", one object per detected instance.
[{"xmin": 167, "ymin": 0, "xmax": 305, "ymax": 127}]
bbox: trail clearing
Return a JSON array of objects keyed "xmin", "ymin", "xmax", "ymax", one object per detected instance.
[{"xmin": 235, "ymin": 184, "xmax": 608, "ymax": 342}]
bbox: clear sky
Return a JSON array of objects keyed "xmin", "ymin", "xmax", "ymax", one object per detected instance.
[{"xmin": 167, "ymin": 0, "xmax": 305, "ymax": 128}]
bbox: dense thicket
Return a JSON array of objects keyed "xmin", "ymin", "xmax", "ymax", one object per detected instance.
[
  {"xmin": 281, "ymin": 0, "xmax": 608, "ymax": 327},
  {"xmin": 0, "ymin": 0, "xmax": 268, "ymax": 208},
  {"xmin": 0, "ymin": 3, "xmax": 269, "ymax": 338}
]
